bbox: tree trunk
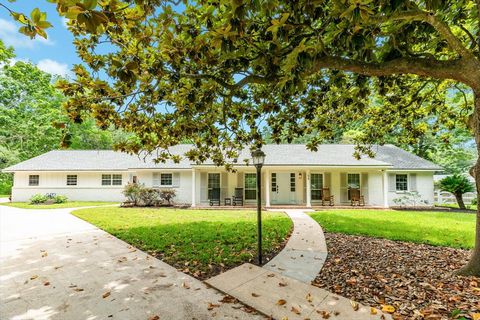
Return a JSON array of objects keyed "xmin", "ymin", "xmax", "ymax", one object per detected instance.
[
  {"xmin": 458, "ymin": 92, "xmax": 480, "ymax": 276},
  {"xmin": 454, "ymin": 193, "xmax": 466, "ymax": 210}
]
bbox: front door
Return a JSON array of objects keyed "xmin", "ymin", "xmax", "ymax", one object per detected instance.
[{"xmin": 271, "ymin": 172, "xmax": 295, "ymax": 204}]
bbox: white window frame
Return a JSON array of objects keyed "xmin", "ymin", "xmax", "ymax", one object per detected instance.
[
  {"xmin": 207, "ymin": 172, "xmax": 221, "ymax": 200},
  {"xmin": 395, "ymin": 173, "xmax": 409, "ymax": 192},
  {"xmin": 153, "ymin": 172, "xmax": 173, "ymax": 187},
  {"xmin": 101, "ymin": 174, "xmax": 123, "ymax": 186},
  {"xmin": 244, "ymin": 172, "xmax": 257, "ymax": 201},
  {"xmin": 66, "ymin": 175, "xmax": 77, "ymax": 186},
  {"xmin": 346, "ymin": 173, "xmax": 361, "ymax": 201},
  {"xmin": 310, "ymin": 172, "xmax": 324, "ymax": 201},
  {"xmin": 160, "ymin": 173, "xmax": 173, "ymax": 187},
  {"xmin": 29, "ymin": 175, "xmax": 39, "ymax": 186}
]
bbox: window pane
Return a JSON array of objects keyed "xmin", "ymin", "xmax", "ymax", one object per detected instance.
[
  {"xmin": 396, "ymin": 174, "xmax": 408, "ymax": 191},
  {"xmin": 311, "ymin": 174, "xmax": 323, "ymax": 190},
  {"xmin": 290, "ymin": 173, "xmax": 296, "ymax": 192},
  {"xmin": 112, "ymin": 174, "xmax": 123, "ymax": 185},
  {"xmin": 311, "ymin": 190, "xmax": 322, "ymax": 200},
  {"xmin": 347, "ymin": 174, "xmax": 360, "ymax": 188},
  {"xmin": 271, "ymin": 173, "xmax": 276, "ymax": 192},
  {"xmin": 160, "ymin": 173, "xmax": 172, "ymax": 186},
  {"xmin": 67, "ymin": 175, "xmax": 77, "ymax": 186},
  {"xmin": 102, "ymin": 174, "xmax": 111, "ymax": 186},
  {"xmin": 208, "ymin": 173, "xmax": 220, "ymax": 189},
  {"xmin": 244, "ymin": 173, "xmax": 256, "ymax": 189},
  {"xmin": 245, "ymin": 189, "xmax": 256, "ymax": 200},
  {"xmin": 29, "ymin": 175, "xmax": 39, "ymax": 186}
]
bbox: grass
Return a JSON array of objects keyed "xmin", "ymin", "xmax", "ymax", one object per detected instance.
[
  {"xmin": 73, "ymin": 207, "xmax": 292, "ymax": 278},
  {"xmin": 0, "ymin": 195, "xmax": 9, "ymax": 198},
  {"xmin": 0, "ymin": 201, "xmax": 118, "ymax": 209},
  {"xmin": 435, "ymin": 202, "xmax": 477, "ymax": 210},
  {"xmin": 310, "ymin": 209, "xmax": 476, "ymax": 249}
]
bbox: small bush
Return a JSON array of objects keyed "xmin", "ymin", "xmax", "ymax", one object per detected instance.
[
  {"xmin": 30, "ymin": 194, "xmax": 48, "ymax": 204},
  {"xmin": 139, "ymin": 188, "xmax": 160, "ymax": 206},
  {"xmin": 53, "ymin": 195, "xmax": 68, "ymax": 203},
  {"xmin": 123, "ymin": 183, "xmax": 143, "ymax": 205},
  {"xmin": 471, "ymin": 197, "xmax": 477, "ymax": 205},
  {"xmin": 160, "ymin": 189, "xmax": 176, "ymax": 205}
]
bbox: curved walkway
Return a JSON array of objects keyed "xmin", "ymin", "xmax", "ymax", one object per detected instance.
[
  {"xmin": 264, "ymin": 209, "xmax": 327, "ymax": 283},
  {"xmin": 207, "ymin": 209, "xmax": 391, "ymax": 320}
]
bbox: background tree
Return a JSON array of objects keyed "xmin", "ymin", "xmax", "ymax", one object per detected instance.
[
  {"xmin": 3, "ymin": 0, "xmax": 480, "ymax": 275},
  {"xmin": 439, "ymin": 175, "xmax": 475, "ymax": 210}
]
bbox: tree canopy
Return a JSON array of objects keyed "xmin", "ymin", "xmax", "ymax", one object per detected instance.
[{"xmin": 2, "ymin": 0, "xmax": 480, "ymax": 274}]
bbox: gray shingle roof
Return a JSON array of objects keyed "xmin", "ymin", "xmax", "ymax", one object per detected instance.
[{"xmin": 2, "ymin": 144, "xmax": 441, "ymax": 172}]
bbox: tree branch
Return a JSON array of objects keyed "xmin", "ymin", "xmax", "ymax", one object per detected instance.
[
  {"xmin": 307, "ymin": 55, "xmax": 477, "ymax": 89},
  {"xmin": 371, "ymin": 10, "xmax": 477, "ymax": 62}
]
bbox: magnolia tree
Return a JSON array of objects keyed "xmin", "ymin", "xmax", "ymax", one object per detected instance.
[{"xmin": 2, "ymin": 0, "xmax": 480, "ymax": 275}]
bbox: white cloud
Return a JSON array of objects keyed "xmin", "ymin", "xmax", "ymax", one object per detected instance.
[
  {"xmin": 0, "ymin": 18, "xmax": 54, "ymax": 49},
  {"xmin": 37, "ymin": 59, "xmax": 71, "ymax": 77},
  {"xmin": 61, "ymin": 17, "xmax": 69, "ymax": 28}
]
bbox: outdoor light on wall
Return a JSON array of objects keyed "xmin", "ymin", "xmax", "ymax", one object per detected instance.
[{"xmin": 299, "ymin": 173, "xmax": 302, "ymax": 179}]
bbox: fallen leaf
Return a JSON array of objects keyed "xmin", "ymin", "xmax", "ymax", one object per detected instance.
[
  {"xmin": 277, "ymin": 299, "xmax": 287, "ymax": 305},
  {"xmin": 73, "ymin": 288, "xmax": 84, "ymax": 292},
  {"xmin": 207, "ymin": 302, "xmax": 220, "ymax": 310},
  {"xmin": 182, "ymin": 282, "xmax": 190, "ymax": 289},
  {"xmin": 471, "ymin": 313, "xmax": 480, "ymax": 320},
  {"xmin": 279, "ymin": 282, "xmax": 288, "ymax": 287},
  {"xmin": 306, "ymin": 293, "xmax": 313, "ymax": 302},
  {"xmin": 267, "ymin": 273, "xmax": 275, "ymax": 277},
  {"xmin": 30, "ymin": 275, "xmax": 38, "ymax": 280},
  {"xmin": 219, "ymin": 295, "xmax": 236, "ymax": 303},
  {"xmin": 291, "ymin": 306, "xmax": 301, "ymax": 315},
  {"xmin": 251, "ymin": 292, "xmax": 260, "ymax": 297},
  {"xmin": 370, "ymin": 307, "xmax": 377, "ymax": 315},
  {"xmin": 316, "ymin": 310, "xmax": 330, "ymax": 319},
  {"xmin": 350, "ymin": 300, "xmax": 359, "ymax": 311},
  {"xmin": 148, "ymin": 316, "xmax": 160, "ymax": 320},
  {"xmin": 43, "ymin": 281, "xmax": 50, "ymax": 286},
  {"xmin": 381, "ymin": 305, "xmax": 395, "ymax": 314},
  {"xmin": 102, "ymin": 291, "xmax": 111, "ymax": 299},
  {"xmin": 41, "ymin": 252, "xmax": 48, "ymax": 258}
]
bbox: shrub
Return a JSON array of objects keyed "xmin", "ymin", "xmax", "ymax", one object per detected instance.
[
  {"xmin": 30, "ymin": 194, "xmax": 48, "ymax": 204},
  {"xmin": 471, "ymin": 197, "xmax": 477, "ymax": 205},
  {"xmin": 160, "ymin": 189, "xmax": 176, "ymax": 205},
  {"xmin": 53, "ymin": 195, "xmax": 68, "ymax": 203},
  {"xmin": 139, "ymin": 188, "xmax": 160, "ymax": 206},
  {"xmin": 123, "ymin": 183, "xmax": 143, "ymax": 205}
]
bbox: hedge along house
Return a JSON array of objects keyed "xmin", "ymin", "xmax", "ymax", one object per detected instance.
[{"xmin": 2, "ymin": 144, "xmax": 441, "ymax": 207}]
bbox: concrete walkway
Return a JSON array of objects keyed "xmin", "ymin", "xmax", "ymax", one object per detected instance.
[
  {"xmin": 0, "ymin": 205, "xmax": 262, "ymax": 320},
  {"xmin": 264, "ymin": 209, "xmax": 327, "ymax": 283},
  {"xmin": 206, "ymin": 209, "xmax": 391, "ymax": 320}
]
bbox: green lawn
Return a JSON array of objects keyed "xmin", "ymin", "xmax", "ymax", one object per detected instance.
[
  {"xmin": 310, "ymin": 209, "xmax": 476, "ymax": 249},
  {"xmin": 1, "ymin": 201, "xmax": 118, "ymax": 209},
  {"xmin": 73, "ymin": 207, "xmax": 292, "ymax": 277},
  {"xmin": 0, "ymin": 195, "xmax": 9, "ymax": 198}
]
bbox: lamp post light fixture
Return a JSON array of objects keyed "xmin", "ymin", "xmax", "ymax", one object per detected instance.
[{"xmin": 251, "ymin": 148, "xmax": 266, "ymax": 265}]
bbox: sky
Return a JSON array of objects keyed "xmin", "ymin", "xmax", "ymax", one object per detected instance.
[{"xmin": 0, "ymin": 0, "xmax": 80, "ymax": 77}]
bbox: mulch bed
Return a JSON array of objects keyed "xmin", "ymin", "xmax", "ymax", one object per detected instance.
[{"xmin": 313, "ymin": 233, "xmax": 480, "ymax": 320}]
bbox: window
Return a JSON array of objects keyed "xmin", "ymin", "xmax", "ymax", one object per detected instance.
[
  {"xmin": 290, "ymin": 173, "xmax": 296, "ymax": 192},
  {"xmin": 67, "ymin": 175, "xmax": 77, "ymax": 186},
  {"xmin": 112, "ymin": 174, "xmax": 122, "ymax": 185},
  {"xmin": 102, "ymin": 174, "xmax": 122, "ymax": 186},
  {"xmin": 271, "ymin": 173, "xmax": 277, "ymax": 192},
  {"xmin": 311, "ymin": 173, "xmax": 323, "ymax": 200},
  {"xmin": 208, "ymin": 173, "xmax": 220, "ymax": 199},
  {"xmin": 347, "ymin": 173, "xmax": 360, "ymax": 200},
  {"xmin": 396, "ymin": 174, "xmax": 408, "ymax": 191},
  {"xmin": 244, "ymin": 173, "xmax": 257, "ymax": 200},
  {"xmin": 29, "ymin": 175, "xmax": 39, "ymax": 186},
  {"xmin": 160, "ymin": 173, "xmax": 173, "ymax": 186}
]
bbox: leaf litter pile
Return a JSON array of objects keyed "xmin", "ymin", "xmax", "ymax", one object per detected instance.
[{"xmin": 313, "ymin": 233, "xmax": 480, "ymax": 319}]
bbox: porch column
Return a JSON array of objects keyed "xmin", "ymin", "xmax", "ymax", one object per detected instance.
[
  {"xmin": 382, "ymin": 170, "xmax": 389, "ymax": 208},
  {"xmin": 306, "ymin": 169, "xmax": 311, "ymax": 207},
  {"xmin": 191, "ymin": 169, "xmax": 196, "ymax": 207},
  {"xmin": 265, "ymin": 169, "xmax": 270, "ymax": 207}
]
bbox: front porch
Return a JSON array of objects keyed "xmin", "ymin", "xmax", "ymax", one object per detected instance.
[{"xmin": 191, "ymin": 167, "xmax": 390, "ymax": 208}]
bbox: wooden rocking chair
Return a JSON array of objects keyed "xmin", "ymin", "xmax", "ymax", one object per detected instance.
[
  {"xmin": 209, "ymin": 188, "xmax": 221, "ymax": 206},
  {"xmin": 350, "ymin": 188, "xmax": 365, "ymax": 206},
  {"xmin": 321, "ymin": 188, "xmax": 334, "ymax": 206}
]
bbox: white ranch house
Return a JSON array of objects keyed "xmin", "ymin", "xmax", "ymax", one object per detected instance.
[{"xmin": 3, "ymin": 144, "xmax": 441, "ymax": 207}]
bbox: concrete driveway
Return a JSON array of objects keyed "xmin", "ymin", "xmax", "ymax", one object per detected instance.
[{"xmin": 0, "ymin": 204, "xmax": 261, "ymax": 320}]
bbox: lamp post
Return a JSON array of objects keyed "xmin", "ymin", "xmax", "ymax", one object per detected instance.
[{"xmin": 251, "ymin": 148, "xmax": 266, "ymax": 265}]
